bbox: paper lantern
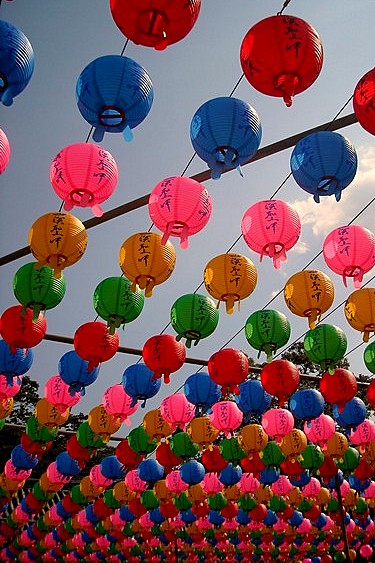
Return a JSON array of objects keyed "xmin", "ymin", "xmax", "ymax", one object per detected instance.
[
  {"xmin": 128, "ymin": 425, "xmax": 157, "ymax": 456},
  {"xmin": 240, "ymin": 15, "xmax": 323, "ymax": 107},
  {"xmin": 284, "ymin": 269, "xmax": 335, "ymax": 329},
  {"xmin": 209, "ymin": 400, "xmax": 243, "ymax": 438},
  {"xmin": 93, "ymin": 276, "xmax": 144, "ymax": 335},
  {"xmin": 148, "ymin": 176, "xmax": 212, "ymax": 248},
  {"xmin": 58, "ymin": 350, "xmax": 99, "ymax": 396},
  {"xmin": 303, "ymin": 323, "xmax": 347, "ymax": 374},
  {"xmin": 142, "ymin": 334, "xmax": 186, "ymax": 384},
  {"xmin": 319, "ymin": 368, "xmax": 357, "ymax": 412},
  {"xmin": 73, "ymin": 321, "xmax": 119, "ymax": 371},
  {"xmin": 333, "ymin": 397, "xmax": 367, "ymax": 430},
  {"xmin": 13, "ymin": 262, "xmax": 66, "ymax": 320},
  {"xmin": 289, "ymin": 389, "xmax": 325, "ymax": 421},
  {"xmin": 35, "ymin": 398, "xmax": 69, "ymax": 430},
  {"xmin": 0, "ymin": 373, "xmax": 21, "ymax": 400},
  {"xmin": 290, "ymin": 131, "xmax": 358, "ymax": 202},
  {"xmin": 237, "ymin": 423, "xmax": 268, "ymax": 456},
  {"xmin": 241, "ymin": 199, "xmax": 301, "ymax": 268},
  {"xmin": 28, "ymin": 212, "xmax": 88, "ymax": 279},
  {"xmin": 44, "ymin": 375, "xmax": 81, "ymax": 413},
  {"xmin": 109, "ymin": 0, "xmax": 201, "ymax": 50},
  {"xmin": 102, "ymin": 384, "xmax": 138, "ymax": 424},
  {"xmin": 184, "ymin": 372, "xmax": 221, "ymax": 412},
  {"xmin": 160, "ymin": 393, "xmax": 195, "ymax": 432},
  {"xmin": 0, "ymin": 20, "xmax": 35, "ymax": 106},
  {"xmin": 50, "ymin": 143, "xmax": 118, "ymax": 217},
  {"xmin": 344, "ymin": 287, "xmax": 375, "ymax": 342},
  {"xmin": 261, "ymin": 408, "xmax": 294, "ymax": 443},
  {"xmin": 0, "ymin": 128, "xmax": 10, "ymax": 173},
  {"xmin": 260, "ymin": 359, "xmax": 300, "ymax": 406},
  {"xmin": 170, "ymin": 293, "xmax": 219, "ymax": 348},
  {"xmin": 235, "ymin": 380, "xmax": 272, "ymax": 420},
  {"xmin": 207, "ymin": 348, "xmax": 249, "ymax": 395},
  {"xmin": 55, "ymin": 452, "xmax": 81, "ymax": 478},
  {"xmin": 119, "ymin": 232, "xmax": 176, "ymax": 297},
  {"xmin": 0, "ymin": 340, "xmax": 33, "ymax": 379},
  {"xmin": 122, "ymin": 363, "xmax": 161, "ymax": 407},
  {"xmin": 143, "ymin": 408, "xmax": 172, "ymax": 443},
  {"xmin": 323, "ymin": 225, "xmax": 375, "ymax": 288},
  {"xmin": 245, "ymin": 309, "xmax": 291, "ymax": 361},
  {"xmin": 203, "ymin": 252, "xmax": 257, "ymax": 314},
  {"xmin": 279, "ymin": 429, "xmax": 307, "ymax": 462},
  {"xmin": 76, "ymin": 55, "xmax": 154, "ymax": 142},
  {"xmin": 353, "ymin": 68, "xmax": 375, "ymax": 135},
  {"xmin": 190, "ymin": 96, "xmax": 262, "ymax": 179},
  {"xmin": 188, "ymin": 416, "xmax": 219, "ymax": 450},
  {"xmin": 88, "ymin": 405, "xmax": 121, "ymax": 442},
  {"xmin": 0, "ymin": 305, "xmax": 46, "ymax": 354},
  {"xmin": 303, "ymin": 414, "xmax": 336, "ymax": 450},
  {"xmin": 100, "ymin": 456, "xmax": 125, "ymax": 480}
]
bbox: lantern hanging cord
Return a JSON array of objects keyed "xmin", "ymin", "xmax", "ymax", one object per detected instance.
[{"xmin": 277, "ymin": 0, "xmax": 294, "ymax": 16}]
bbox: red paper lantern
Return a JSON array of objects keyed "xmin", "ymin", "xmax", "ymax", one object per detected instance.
[
  {"xmin": 353, "ymin": 68, "xmax": 375, "ymax": 135},
  {"xmin": 115, "ymin": 438, "xmax": 144, "ymax": 468},
  {"xmin": 207, "ymin": 348, "xmax": 249, "ymax": 395},
  {"xmin": 142, "ymin": 334, "xmax": 186, "ymax": 384},
  {"xmin": 240, "ymin": 14, "xmax": 323, "ymax": 107},
  {"xmin": 110, "ymin": 0, "xmax": 201, "ymax": 50},
  {"xmin": 74, "ymin": 321, "xmax": 119, "ymax": 371},
  {"xmin": 366, "ymin": 379, "xmax": 375, "ymax": 409},
  {"xmin": 155, "ymin": 441, "xmax": 183, "ymax": 470},
  {"xmin": 201, "ymin": 444, "xmax": 228, "ymax": 473},
  {"xmin": 319, "ymin": 368, "xmax": 358, "ymax": 412},
  {"xmin": 0, "ymin": 305, "xmax": 47, "ymax": 353},
  {"xmin": 260, "ymin": 359, "xmax": 300, "ymax": 406}
]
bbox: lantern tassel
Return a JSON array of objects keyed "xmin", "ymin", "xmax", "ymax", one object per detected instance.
[
  {"xmin": 1, "ymin": 88, "xmax": 13, "ymax": 107},
  {"xmin": 92, "ymin": 126, "xmax": 105, "ymax": 142},
  {"xmin": 123, "ymin": 125, "xmax": 133, "ymax": 142},
  {"xmin": 225, "ymin": 296, "xmax": 236, "ymax": 315}
]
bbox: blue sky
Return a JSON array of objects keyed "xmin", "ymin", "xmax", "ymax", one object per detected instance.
[{"xmin": 1, "ymin": 0, "xmax": 375, "ymax": 431}]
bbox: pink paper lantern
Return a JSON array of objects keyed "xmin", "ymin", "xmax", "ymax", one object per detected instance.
[
  {"xmin": 0, "ymin": 128, "xmax": 10, "ymax": 173},
  {"xmin": 271, "ymin": 475, "xmax": 293, "ymax": 496},
  {"xmin": 202, "ymin": 472, "xmax": 224, "ymax": 494},
  {"xmin": 209, "ymin": 400, "xmax": 243, "ymax": 437},
  {"xmin": 159, "ymin": 393, "xmax": 195, "ymax": 431},
  {"xmin": 297, "ymin": 519, "xmax": 312, "ymax": 534},
  {"xmin": 261, "ymin": 408, "xmax": 294, "ymax": 442},
  {"xmin": 77, "ymin": 509, "xmax": 91, "ymax": 528},
  {"xmin": 350, "ymin": 419, "xmax": 375, "ymax": 450},
  {"xmin": 4, "ymin": 459, "xmax": 31, "ymax": 481},
  {"xmin": 238, "ymin": 472, "xmax": 260, "ymax": 494},
  {"xmin": 102, "ymin": 384, "xmax": 138, "ymax": 424},
  {"xmin": 125, "ymin": 469, "xmax": 148, "ymax": 492},
  {"xmin": 323, "ymin": 225, "xmax": 375, "ymax": 287},
  {"xmin": 138, "ymin": 512, "xmax": 154, "ymax": 529},
  {"xmin": 165, "ymin": 469, "xmax": 189, "ymax": 493},
  {"xmin": 47, "ymin": 461, "xmax": 72, "ymax": 484},
  {"xmin": 360, "ymin": 545, "xmax": 373, "ymax": 560},
  {"xmin": 303, "ymin": 414, "xmax": 336, "ymax": 450},
  {"xmin": 241, "ymin": 199, "xmax": 301, "ymax": 269},
  {"xmin": 302, "ymin": 476, "xmax": 321, "ymax": 497},
  {"xmin": 90, "ymin": 464, "xmax": 113, "ymax": 489},
  {"xmin": 44, "ymin": 375, "xmax": 81, "ymax": 413},
  {"xmin": 148, "ymin": 176, "xmax": 212, "ymax": 249},
  {"xmin": 50, "ymin": 142, "xmax": 118, "ymax": 217},
  {"xmin": 0, "ymin": 374, "xmax": 22, "ymax": 399},
  {"xmin": 14, "ymin": 504, "xmax": 30, "ymax": 524}
]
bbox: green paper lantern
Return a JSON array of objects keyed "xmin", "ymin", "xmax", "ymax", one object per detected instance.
[
  {"xmin": 141, "ymin": 489, "xmax": 160, "ymax": 510},
  {"xmin": 336, "ymin": 446, "xmax": 360, "ymax": 472},
  {"xmin": 260, "ymin": 441, "xmax": 286, "ymax": 467},
  {"xmin": 245, "ymin": 309, "xmax": 291, "ymax": 362},
  {"xmin": 300, "ymin": 444, "xmax": 324, "ymax": 470},
  {"xmin": 32, "ymin": 481, "xmax": 52, "ymax": 502},
  {"xmin": 237, "ymin": 494, "xmax": 257, "ymax": 512},
  {"xmin": 103, "ymin": 488, "xmax": 121, "ymax": 509},
  {"xmin": 268, "ymin": 494, "xmax": 287, "ymax": 513},
  {"xmin": 128, "ymin": 426, "xmax": 157, "ymax": 455},
  {"xmin": 26, "ymin": 415, "xmax": 58, "ymax": 442},
  {"xmin": 123, "ymin": 523, "xmax": 134, "ymax": 537},
  {"xmin": 327, "ymin": 498, "xmax": 340, "ymax": 512},
  {"xmin": 170, "ymin": 293, "xmax": 219, "ymax": 347},
  {"xmin": 93, "ymin": 275, "xmax": 144, "ymax": 334},
  {"xmin": 297, "ymin": 498, "xmax": 312, "ymax": 513},
  {"xmin": 0, "ymin": 419, "xmax": 5, "ymax": 432},
  {"xmin": 355, "ymin": 497, "xmax": 368, "ymax": 514},
  {"xmin": 13, "ymin": 262, "xmax": 66, "ymax": 320},
  {"xmin": 76, "ymin": 421, "xmax": 105, "ymax": 449},
  {"xmin": 364, "ymin": 341, "xmax": 375, "ymax": 373},
  {"xmin": 173, "ymin": 492, "xmax": 193, "ymax": 511},
  {"xmin": 95, "ymin": 522, "xmax": 107, "ymax": 534},
  {"xmin": 207, "ymin": 492, "xmax": 227, "ymax": 511},
  {"xmin": 70, "ymin": 484, "xmax": 88, "ymax": 506},
  {"xmin": 303, "ymin": 323, "xmax": 347, "ymax": 373},
  {"xmin": 219, "ymin": 437, "xmax": 246, "ymax": 464},
  {"xmin": 169, "ymin": 431, "xmax": 199, "ymax": 459}
]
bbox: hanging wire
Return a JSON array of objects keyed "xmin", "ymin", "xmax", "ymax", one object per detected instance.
[{"xmin": 277, "ymin": 0, "xmax": 294, "ymax": 16}]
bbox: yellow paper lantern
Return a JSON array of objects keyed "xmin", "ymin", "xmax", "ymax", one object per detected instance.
[
  {"xmin": 143, "ymin": 408, "xmax": 172, "ymax": 443},
  {"xmin": 363, "ymin": 438, "xmax": 375, "ymax": 463},
  {"xmin": 287, "ymin": 487, "xmax": 304, "ymax": 507},
  {"xmin": 118, "ymin": 232, "xmax": 176, "ymax": 297},
  {"xmin": 153, "ymin": 479, "xmax": 173, "ymax": 504},
  {"xmin": 88, "ymin": 404, "xmax": 121, "ymax": 442},
  {"xmin": 317, "ymin": 486, "xmax": 331, "ymax": 506},
  {"xmin": 0, "ymin": 397, "xmax": 14, "ymax": 419},
  {"xmin": 203, "ymin": 252, "xmax": 258, "ymax": 314},
  {"xmin": 187, "ymin": 483, "xmax": 207, "ymax": 503},
  {"xmin": 284, "ymin": 269, "xmax": 334, "ymax": 329},
  {"xmin": 344, "ymin": 288, "xmax": 375, "ymax": 342},
  {"xmin": 224, "ymin": 484, "xmax": 241, "ymax": 501},
  {"xmin": 35, "ymin": 398, "xmax": 70, "ymax": 430},
  {"xmin": 324, "ymin": 431, "xmax": 349, "ymax": 459},
  {"xmin": 279, "ymin": 428, "xmax": 308, "ymax": 461},
  {"xmin": 28, "ymin": 212, "xmax": 88, "ymax": 279},
  {"xmin": 237, "ymin": 423, "xmax": 268, "ymax": 456},
  {"xmin": 344, "ymin": 489, "xmax": 358, "ymax": 508},
  {"xmin": 80, "ymin": 475, "xmax": 103, "ymax": 500},
  {"xmin": 254, "ymin": 484, "xmax": 273, "ymax": 504},
  {"xmin": 113, "ymin": 480, "xmax": 136, "ymax": 503},
  {"xmin": 187, "ymin": 415, "xmax": 219, "ymax": 450},
  {"xmin": 39, "ymin": 472, "xmax": 64, "ymax": 494}
]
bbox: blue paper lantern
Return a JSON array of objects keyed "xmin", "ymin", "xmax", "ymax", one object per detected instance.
[
  {"xmin": 0, "ymin": 339, "xmax": 33, "ymax": 380},
  {"xmin": 58, "ymin": 349, "xmax": 99, "ymax": 395},
  {"xmin": 263, "ymin": 509, "xmax": 278, "ymax": 526},
  {"xmin": 190, "ymin": 96, "xmax": 262, "ymax": 179},
  {"xmin": 148, "ymin": 508, "xmax": 165, "ymax": 524},
  {"xmin": 289, "ymin": 470, "xmax": 311, "ymax": 488},
  {"xmin": 0, "ymin": 20, "xmax": 35, "ymax": 106},
  {"xmin": 235, "ymin": 379, "xmax": 272, "ymax": 419},
  {"xmin": 11, "ymin": 444, "xmax": 38, "ymax": 470},
  {"xmin": 55, "ymin": 451, "xmax": 81, "ymax": 476},
  {"xmin": 76, "ymin": 55, "xmax": 154, "ymax": 142},
  {"xmin": 56, "ymin": 500, "xmax": 71, "ymax": 519},
  {"xmin": 348, "ymin": 474, "xmax": 371, "ymax": 492},
  {"xmin": 100, "ymin": 455, "xmax": 125, "ymax": 480},
  {"xmin": 122, "ymin": 362, "xmax": 161, "ymax": 407},
  {"xmin": 119, "ymin": 506, "xmax": 135, "ymax": 522},
  {"xmin": 20, "ymin": 498, "xmax": 33, "ymax": 515},
  {"xmin": 219, "ymin": 462, "xmax": 242, "ymax": 485},
  {"xmin": 184, "ymin": 372, "xmax": 221, "ymax": 412},
  {"xmin": 208, "ymin": 509, "xmax": 225, "ymax": 526},
  {"xmin": 312, "ymin": 513, "xmax": 328, "ymax": 529},
  {"xmin": 333, "ymin": 397, "xmax": 367, "ymax": 429},
  {"xmin": 180, "ymin": 460, "xmax": 205, "ymax": 485},
  {"xmin": 259, "ymin": 467, "xmax": 280, "ymax": 485},
  {"xmin": 290, "ymin": 131, "xmax": 358, "ymax": 203},
  {"xmin": 180, "ymin": 509, "xmax": 196, "ymax": 524},
  {"xmin": 137, "ymin": 458, "xmax": 164, "ymax": 483},
  {"xmin": 288, "ymin": 510, "xmax": 304, "ymax": 527},
  {"xmin": 236, "ymin": 509, "xmax": 251, "ymax": 525},
  {"xmin": 85, "ymin": 503, "xmax": 99, "ymax": 524},
  {"xmin": 289, "ymin": 389, "xmax": 325, "ymax": 421}
]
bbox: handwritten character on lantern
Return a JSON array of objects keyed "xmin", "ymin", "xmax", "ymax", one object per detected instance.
[
  {"xmin": 49, "ymin": 215, "xmax": 65, "ymax": 248},
  {"xmin": 199, "ymin": 193, "xmax": 211, "ymax": 221},
  {"xmin": 137, "ymin": 235, "xmax": 151, "ymax": 266}
]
